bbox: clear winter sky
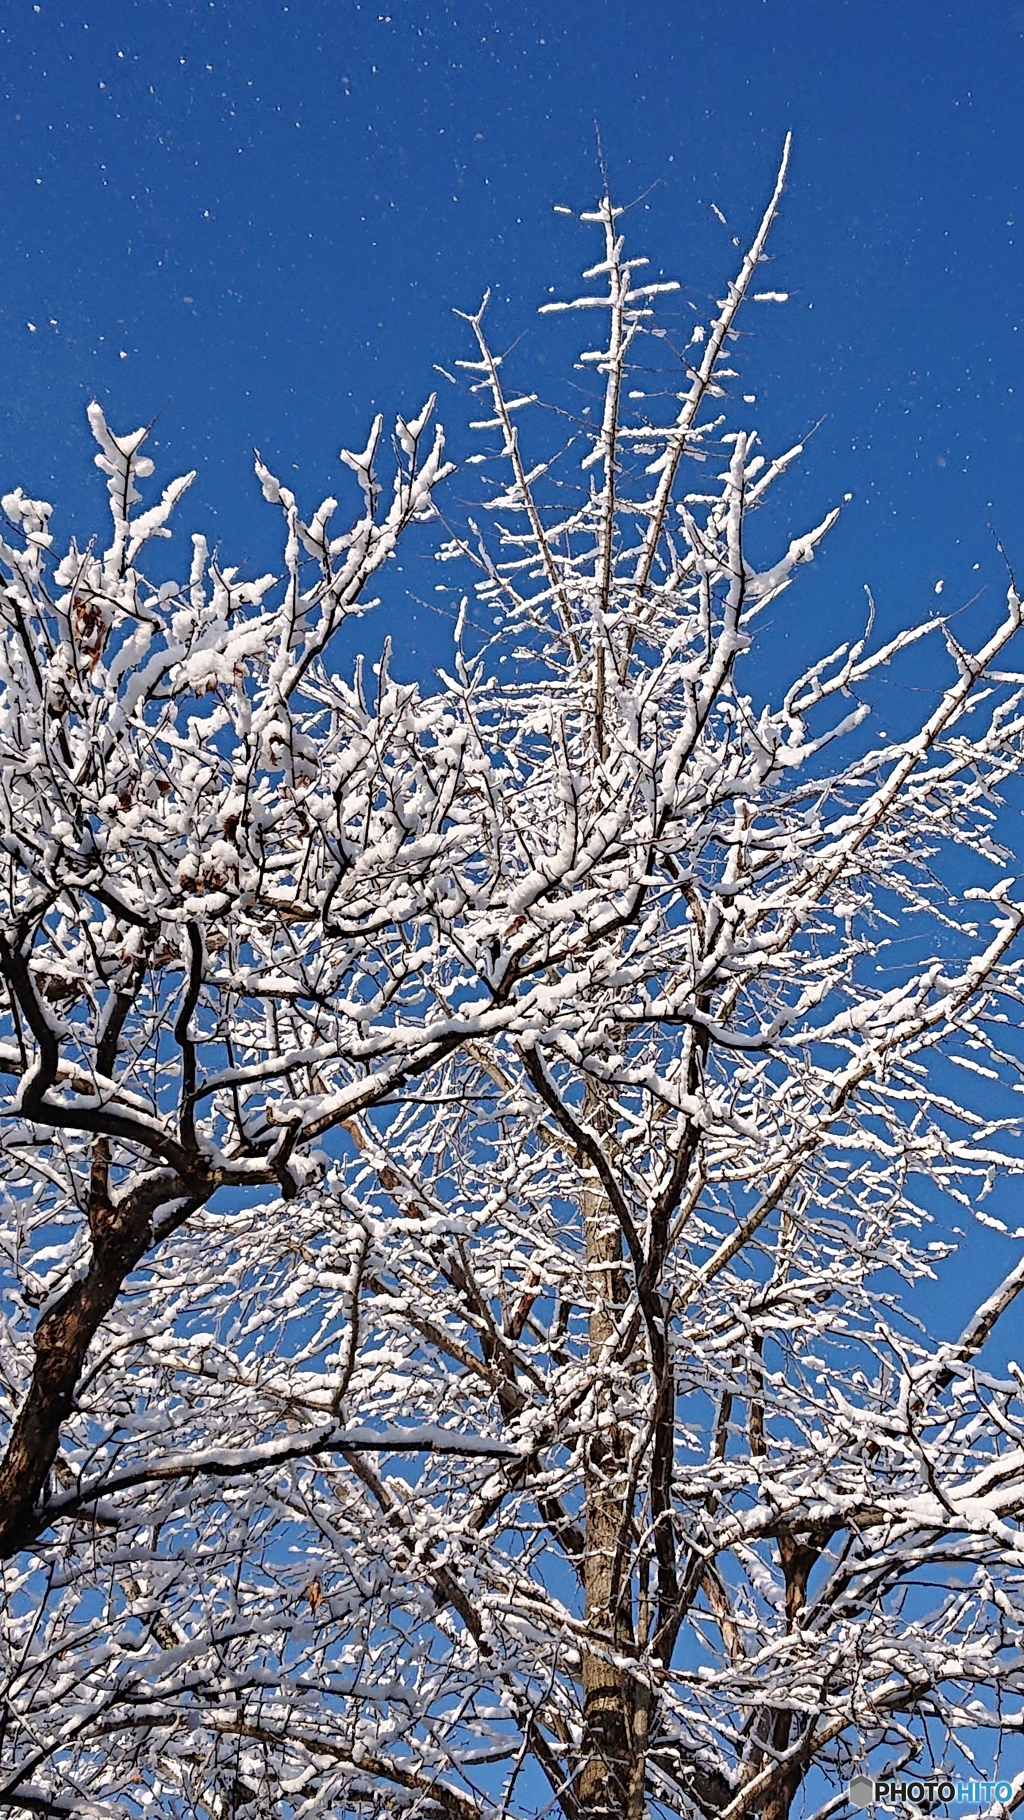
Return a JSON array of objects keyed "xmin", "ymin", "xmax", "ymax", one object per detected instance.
[
  {"xmin": 1, "ymin": 0, "xmax": 1023, "ymax": 650},
  {"xmin": 2, "ymin": 0, "xmax": 1024, "ymax": 1329}
]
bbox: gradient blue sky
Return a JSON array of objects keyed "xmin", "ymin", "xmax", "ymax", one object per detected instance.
[
  {"xmin": 2, "ymin": 0, "xmax": 1023, "ymax": 668},
  {"xmin": 1, "ymin": 5, "xmax": 1023, "ymax": 1369},
  {"xmin": 5, "ymin": 10, "xmax": 1024, "ymax": 1170}
]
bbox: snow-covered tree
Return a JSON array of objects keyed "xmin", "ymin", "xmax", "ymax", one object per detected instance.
[{"xmin": 2, "ymin": 140, "xmax": 1024, "ymax": 1820}]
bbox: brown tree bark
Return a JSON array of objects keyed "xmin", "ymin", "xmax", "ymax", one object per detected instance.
[{"xmin": 576, "ymin": 1090, "xmax": 639, "ymax": 1820}]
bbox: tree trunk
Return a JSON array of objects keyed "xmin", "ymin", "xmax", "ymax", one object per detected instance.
[{"xmin": 577, "ymin": 1090, "xmax": 639, "ymax": 1820}]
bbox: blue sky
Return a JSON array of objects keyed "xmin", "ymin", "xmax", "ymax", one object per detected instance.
[
  {"xmin": 1, "ymin": 0, "xmax": 1023, "ymax": 674},
  {"xmin": 2, "ymin": 0, "xmax": 1024, "ymax": 1335}
]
